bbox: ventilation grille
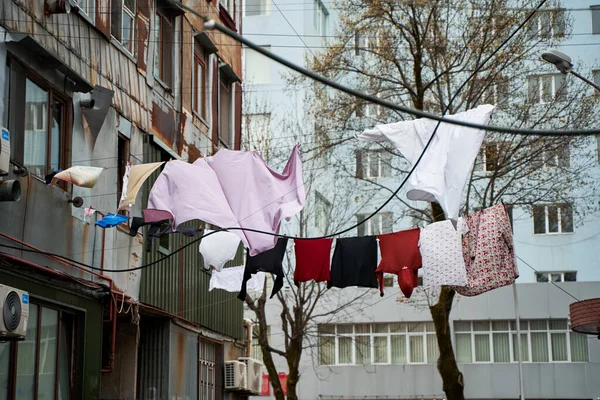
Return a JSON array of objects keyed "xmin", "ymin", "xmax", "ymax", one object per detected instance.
[{"xmin": 3, "ymin": 291, "xmax": 21, "ymax": 332}]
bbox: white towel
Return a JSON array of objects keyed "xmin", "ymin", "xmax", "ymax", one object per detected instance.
[{"xmin": 209, "ymin": 266, "xmax": 265, "ymax": 293}]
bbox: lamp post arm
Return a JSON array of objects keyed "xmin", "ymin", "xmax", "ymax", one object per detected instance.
[{"xmin": 569, "ymin": 70, "xmax": 600, "ymax": 93}]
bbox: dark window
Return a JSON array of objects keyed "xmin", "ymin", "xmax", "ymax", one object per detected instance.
[
  {"xmin": 194, "ymin": 41, "xmax": 208, "ymax": 120},
  {"xmin": 154, "ymin": 4, "xmax": 175, "ymax": 87},
  {"xmin": 591, "ymin": 6, "xmax": 600, "ymax": 34},
  {"xmin": 357, "ymin": 212, "xmax": 393, "ymax": 236},
  {"xmin": 356, "ymin": 150, "xmax": 392, "ymax": 178},
  {"xmin": 218, "ymin": 73, "xmax": 233, "ymax": 147},
  {"xmin": 533, "ymin": 204, "xmax": 573, "ymax": 234},
  {"xmin": 0, "ymin": 302, "xmax": 79, "ymax": 399},
  {"xmin": 117, "ymin": 134, "xmax": 130, "ymax": 212},
  {"xmin": 8, "ymin": 60, "xmax": 70, "ymax": 179},
  {"xmin": 111, "ymin": 0, "xmax": 136, "ymax": 54},
  {"xmin": 536, "ymin": 271, "xmax": 577, "ymax": 282},
  {"xmin": 528, "ymin": 10, "xmax": 565, "ymax": 39}
]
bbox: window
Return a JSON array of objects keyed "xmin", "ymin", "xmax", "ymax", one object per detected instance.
[
  {"xmin": 245, "ymin": 0, "xmax": 269, "ymax": 16},
  {"xmin": 591, "ymin": 6, "xmax": 600, "ymax": 34},
  {"xmin": 251, "ymin": 325, "xmax": 270, "ymax": 363},
  {"xmin": 218, "ymin": 68, "xmax": 235, "ymax": 148},
  {"xmin": 535, "ymin": 271, "xmax": 577, "ymax": 282},
  {"xmin": 596, "ymin": 134, "xmax": 600, "ymax": 163},
  {"xmin": 454, "ymin": 320, "xmax": 588, "ymax": 363},
  {"xmin": 244, "ymin": 47, "xmax": 271, "ymax": 84},
  {"xmin": 199, "ymin": 339, "xmax": 216, "ymax": 400},
  {"xmin": 318, "ymin": 322, "xmax": 438, "ymax": 366},
  {"xmin": 354, "ymin": 30, "xmax": 380, "ymax": 54},
  {"xmin": 527, "ymin": 74, "xmax": 567, "ymax": 103},
  {"xmin": 536, "ymin": 141, "xmax": 570, "ymax": 169},
  {"xmin": 475, "ymin": 142, "xmax": 510, "ymax": 172},
  {"xmin": 315, "ymin": 192, "xmax": 332, "ymax": 233},
  {"xmin": 472, "ymin": 78, "xmax": 509, "ymax": 107},
  {"xmin": 154, "ymin": 4, "xmax": 175, "ymax": 87},
  {"xmin": 356, "ymin": 150, "xmax": 392, "ymax": 179},
  {"xmin": 194, "ymin": 40, "xmax": 208, "ymax": 120},
  {"xmin": 0, "ymin": 302, "xmax": 79, "ymax": 399},
  {"xmin": 528, "ymin": 10, "xmax": 565, "ymax": 39},
  {"xmin": 8, "ymin": 61, "xmax": 70, "ymax": 179},
  {"xmin": 357, "ymin": 212, "xmax": 393, "ymax": 236},
  {"xmin": 533, "ymin": 204, "xmax": 573, "ymax": 234},
  {"xmin": 79, "ymin": 0, "xmax": 95, "ymax": 19},
  {"xmin": 117, "ymin": 133, "xmax": 130, "ymax": 211},
  {"xmin": 219, "ymin": 0, "xmax": 235, "ymax": 14},
  {"xmin": 111, "ymin": 0, "xmax": 136, "ymax": 54},
  {"xmin": 594, "ymin": 70, "xmax": 600, "ymax": 98},
  {"xmin": 314, "ymin": 0, "xmax": 328, "ymax": 35}
]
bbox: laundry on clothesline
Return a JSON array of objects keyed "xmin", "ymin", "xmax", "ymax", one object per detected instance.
[
  {"xmin": 238, "ymin": 237, "xmax": 288, "ymax": 301},
  {"xmin": 420, "ymin": 219, "xmax": 468, "ymax": 288},
  {"xmin": 144, "ymin": 145, "xmax": 305, "ymax": 256},
  {"xmin": 145, "ymin": 222, "xmax": 203, "ymax": 252},
  {"xmin": 199, "ymin": 230, "xmax": 242, "ymax": 272},
  {"xmin": 329, "ymin": 236, "xmax": 378, "ymax": 290},
  {"xmin": 209, "ymin": 266, "xmax": 265, "ymax": 293},
  {"xmin": 118, "ymin": 162, "xmax": 165, "ymax": 211},
  {"xmin": 293, "ymin": 238, "xmax": 333, "ymax": 286},
  {"xmin": 51, "ymin": 166, "xmax": 105, "ymax": 188},
  {"xmin": 358, "ymin": 104, "xmax": 495, "ymax": 222},
  {"xmin": 95, "ymin": 213, "xmax": 130, "ymax": 228},
  {"xmin": 83, "ymin": 206, "xmax": 96, "ymax": 225},
  {"xmin": 376, "ymin": 229, "xmax": 421, "ymax": 298}
]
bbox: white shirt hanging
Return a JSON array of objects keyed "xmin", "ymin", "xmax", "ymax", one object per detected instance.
[
  {"xmin": 420, "ymin": 219, "xmax": 468, "ymax": 288},
  {"xmin": 199, "ymin": 230, "xmax": 242, "ymax": 272},
  {"xmin": 358, "ymin": 105, "xmax": 495, "ymax": 221},
  {"xmin": 209, "ymin": 266, "xmax": 265, "ymax": 293}
]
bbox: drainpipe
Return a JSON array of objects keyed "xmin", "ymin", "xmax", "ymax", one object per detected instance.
[
  {"xmin": 513, "ymin": 283, "xmax": 525, "ymax": 400},
  {"xmin": 244, "ymin": 318, "xmax": 253, "ymax": 357}
]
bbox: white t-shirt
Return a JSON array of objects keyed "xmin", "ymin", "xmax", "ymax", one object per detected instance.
[
  {"xmin": 209, "ymin": 266, "xmax": 265, "ymax": 293},
  {"xmin": 199, "ymin": 230, "xmax": 242, "ymax": 271},
  {"xmin": 420, "ymin": 219, "xmax": 468, "ymax": 288},
  {"xmin": 358, "ymin": 105, "xmax": 495, "ymax": 221}
]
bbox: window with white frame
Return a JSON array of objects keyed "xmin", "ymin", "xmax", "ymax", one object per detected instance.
[
  {"xmin": 245, "ymin": 0, "xmax": 269, "ymax": 16},
  {"xmin": 315, "ymin": 192, "xmax": 332, "ymax": 234},
  {"xmin": 454, "ymin": 320, "xmax": 588, "ymax": 363},
  {"xmin": 251, "ymin": 325, "xmax": 270, "ymax": 363},
  {"xmin": 220, "ymin": 0, "xmax": 235, "ymax": 14},
  {"xmin": 356, "ymin": 212, "xmax": 393, "ymax": 236},
  {"xmin": 193, "ymin": 39, "xmax": 209, "ymax": 120},
  {"xmin": 475, "ymin": 142, "xmax": 510, "ymax": 172},
  {"xmin": 111, "ymin": 0, "xmax": 136, "ymax": 54},
  {"xmin": 244, "ymin": 47, "xmax": 271, "ymax": 84},
  {"xmin": 314, "ymin": 0, "xmax": 328, "ymax": 35},
  {"xmin": 527, "ymin": 74, "xmax": 567, "ymax": 104},
  {"xmin": 527, "ymin": 10, "xmax": 565, "ymax": 39},
  {"xmin": 356, "ymin": 150, "xmax": 392, "ymax": 179},
  {"xmin": 472, "ymin": 78, "xmax": 509, "ymax": 107},
  {"xmin": 218, "ymin": 64, "xmax": 237, "ymax": 148},
  {"xmin": 535, "ymin": 271, "xmax": 577, "ymax": 282},
  {"xmin": 79, "ymin": 0, "xmax": 95, "ymax": 19},
  {"xmin": 318, "ymin": 322, "xmax": 439, "ymax": 366},
  {"xmin": 354, "ymin": 29, "xmax": 380, "ymax": 55},
  {"xmin": 536, "ymin": 141, "xmax": 570, "ymax": 169},
  {"xmin": 533, "ymin": 204, "xmax": 573, "ymax": 234}
]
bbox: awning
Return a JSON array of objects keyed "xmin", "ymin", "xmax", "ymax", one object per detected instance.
[
  {"xmin": 219, "ymin": 62, "xmax": 241, "ymax": 83},
  {"xmin": 5, "ymin": 32, "xmax": 93, "ymax": 92},
  {"xmin": 194, "ymin": 32, "xmax": 218, "ymax": 54}
]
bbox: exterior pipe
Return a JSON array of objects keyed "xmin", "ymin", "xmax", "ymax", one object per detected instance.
[
  {"xmin": 513, "ymin": 283, "xmax": 525, "ymax": 400},
  {"xmin": 101, "ymin": 293, "xmax": 117, "ymax": 373},
  {"xmin": 244, "ymin": 318, "xmax": 253, "ymax": 357}
]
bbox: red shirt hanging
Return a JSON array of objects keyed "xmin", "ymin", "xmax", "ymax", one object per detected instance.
[
  {"xmin": 293, "ymin": 238, "xmax": 333, "ymax": 286},
  {"xmin": 376, "ymin": 228, "xmax": 422, "ymax": 298}
]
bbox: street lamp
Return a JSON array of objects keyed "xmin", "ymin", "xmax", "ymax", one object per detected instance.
[{"xmin": 541, "ymin": 49, "xmax": 600, "ymax": 92}]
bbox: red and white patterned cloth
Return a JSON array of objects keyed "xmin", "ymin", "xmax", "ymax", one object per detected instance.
[{"xmin": 454, "ymin": 204, "xmax": 519, "ymax": 296}]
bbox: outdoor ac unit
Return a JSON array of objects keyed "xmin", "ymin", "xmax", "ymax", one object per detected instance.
[
  {"xmin": 238, "ymin": 357, "xmax": 263, "ymax": 394},
  {"xmin": 224, "ymin": 360, "xmax": 247, "ymax": 391},
  {"xmin": 0, "ymin": 284, "xmax": 29, "ymax": 340},
  {"xmin": 0, "ymin": 127, "xmax": 10, "ymax": 174}
]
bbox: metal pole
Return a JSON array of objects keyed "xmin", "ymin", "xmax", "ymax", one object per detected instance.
[
  {"xmin": 570, "ymin": 70, "xmax": 600, "ymax": 93},
  {"xmin": 513, "ymin": 283, "xmax": 525, "ymax": 400}
]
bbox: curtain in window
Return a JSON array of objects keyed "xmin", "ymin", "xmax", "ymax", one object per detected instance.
[
  {"xmin": 512, "ymin": 333, "xmax": 529, "ymax": 362},
  {"xmin": 531, "ymin": 332, "xmax": 549, "ymax": 362},
  {"xmin": 390, "ymin": 335, "xmax": 406, "ymax": 364},
  {"xmin": 570, "ymin": 332, "xmax": 589, "ymax": 362},
  {"xmin": 493, "ymin": 333, "xmax": 510, "ymax": 362},
  {"xmin": 338, "ymin": 336, "xmax": 352, "ymax": 364},
  {"xmin": 409, "ymin": 336, "xmax": 424, "ymax": 363},
  {"xmin": 373, "ymin": 337, "xmax": 388, "ymax": 363},
  {"xmin": 426, "ymin": 334, "xmax": 439, "ymax": 364},
  {"xmin": 455, "ymin": 333, "xmax": 472, "ymax": 363},
  {"xmin": 354, "ymin": 336, "xmax": 371, "ymax": 364},
  {"xmin": 474, "ymin": 334, "xmax": 491, "ymax": 362},
  {"xmin": 550, "ymin": 333, "xmax": 567, "ymax": 361},
  {"xmin": 319, "ymin": 336, "xmax": 335, "ymax": 365}
]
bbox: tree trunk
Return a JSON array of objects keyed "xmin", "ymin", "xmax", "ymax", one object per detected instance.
[{"xmin": 429, "ymin": 202, "xmax": 464, "ymax": 400}]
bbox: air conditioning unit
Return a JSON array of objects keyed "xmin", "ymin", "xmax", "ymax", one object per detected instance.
[
  {"xmin": 224, "ymin": 360, "xmax": 246, "ymax": 391},
  {"xmin": 0, "ymin": 127, "xmax": 10, "ymax": 174},
  {"xmin": 0, "ymin": 284, "xmax": 29, "ymax": 340},
  {"xmin": 238, "ymin": 357, "xmax": 263, "ymax": 394}
]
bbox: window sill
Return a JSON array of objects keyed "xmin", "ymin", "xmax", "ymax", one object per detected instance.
[
  {"xmin": 192, "ymin": 110, "xmax": 210, "ymax": 129},
  {"xmin": 154, "ymin": 76, "xmax": 173, "ymax": 93},
  {"xmin": 110, "ymin": 37, "xmax": 137, "ymax": 64},
  {"xmin": 77, "ymin": 9, "xmax": 95, "ymax": 26}
]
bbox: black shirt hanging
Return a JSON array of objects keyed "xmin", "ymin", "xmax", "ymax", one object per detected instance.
[
  {"xmin": 238, "ymin": 237, "xmax": 288, "ymax": 301},
  {"xmin": 329, "ymin": 236, "xmax": 378, "ymax": 289}
]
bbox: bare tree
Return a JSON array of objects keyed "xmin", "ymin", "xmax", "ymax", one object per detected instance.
[{"xmin": 300, "ymin": 0, "xmax": 600, "ymax": 399}]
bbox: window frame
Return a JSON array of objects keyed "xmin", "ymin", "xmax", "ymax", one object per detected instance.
[
  {"xmin": 314, "ymin": 192, "xmax": 332, "ymax": 234},
  {"xmin": 314, "ymin": 0, "xmax": 328, "ymax": 35},
  {"xmin": 591, "ymin": 5, "xmax": 600, "ymax": 34},
  {"xmin": 193, "ymin": 42, "xmax": 208, "ymax": 120},
  {"xmin": 528, "ymin": 74, "xmax": 566, "ymax": 104},
  {"xmin": 78, "ymin": 0, "xmax": 96, "ymax": 22},
  {"xmin": 535, "ymin": 271, "xmax": 577, "ymax": 282},
  {"xmin": 356, "ymin": 150, "xmax": 392, "ymax": 179},
  {"xmin": 356, "ymin": 212, "xmax": 393, "ymax": 236},
  {"xmin": 154, "ymin": 4, "xmax": 175, "ymax": 88},
  {"xmin": 528, "ymin": 10, "xmax": 566, "ymax": 40},
  {"xmin": 476, "ymin": 142, "xmax": 510, "ymax": 172},
  {"xmin": 217, "ymin": 67, "xmax": 236, "ymax": 148},
  {"xmin": 532, "ymin": 204, "xmax": 574, "ymax": 235},
  {"xmin": 111, "ymin": 0, "xmax": 137, "ymax": 55}
]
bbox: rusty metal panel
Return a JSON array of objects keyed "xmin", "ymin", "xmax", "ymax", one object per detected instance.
[
  {"xmin": 95, "ymin": 0, "xmax": 110, "ymax": 38},
  {"xmin": 139, "ymin": 140, "xmax": 244, "ymax": 340},
  {"xmin": 151, "ymin": 100, "xmax": 176, "ymax": 149}
]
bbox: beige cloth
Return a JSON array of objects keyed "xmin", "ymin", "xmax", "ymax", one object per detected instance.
[{"xmin": 117, "ymin": 162, "xmax": 164, "ymax": 211}]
